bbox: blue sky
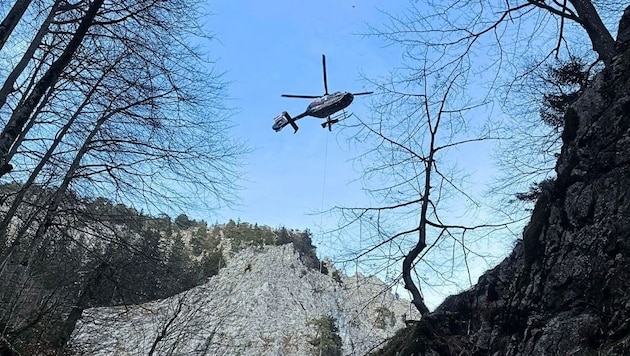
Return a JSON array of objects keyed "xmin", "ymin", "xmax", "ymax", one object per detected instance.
[
  {"xmin": 205, "ymin": 1, "xmax": 404, "ymax": 230},
  {"xmin": 173, "ymin": 0, "xmax": 619, "ymax": 309},
  {"xmin": 201, "ymin": 1, "xmax": 521, "ymax": 308}
]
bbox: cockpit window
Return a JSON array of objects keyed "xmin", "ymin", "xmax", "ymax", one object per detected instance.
[{"xmin": 308, "ymin": 98, "xmax": 324, "ymax": 110}]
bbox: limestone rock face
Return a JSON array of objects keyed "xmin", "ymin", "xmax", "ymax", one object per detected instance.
[
  {"xmin": 375, "ymin": 12, "xmax": 630, "ymax": 356},
  {"xmin": 68, "ymin": 244, "xmax": 417, "ymax": 355}
]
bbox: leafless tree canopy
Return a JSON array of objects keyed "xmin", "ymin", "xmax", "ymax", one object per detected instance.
[
  {"xmin": 0, "ymin": 0, "xmax": 244, "ymax": 353},
  {"xmin": 0, "ymin": 0, "xmax": 245, "ymax": 247},
  {"xmin": 333, "ymin": 0, "xmax": 624, "ymax": 315}
]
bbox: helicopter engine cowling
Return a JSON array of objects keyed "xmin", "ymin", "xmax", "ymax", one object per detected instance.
[{"xmin": 306, "ymin": 92, "xmax": 354, "ymax": 118}]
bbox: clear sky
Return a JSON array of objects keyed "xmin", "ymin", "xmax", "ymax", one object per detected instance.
[{"xmin": 205, "ymin": 1, "xmax": 404, "ymax": 230}]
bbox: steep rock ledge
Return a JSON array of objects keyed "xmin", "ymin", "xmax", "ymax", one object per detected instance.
[
  {"xmin": 69, "ymin": 244, "xmax": 418, "ymax": 355},
  {"xmin": 376, "ymin": 10, "xmax": 630, "ymax": 356}
]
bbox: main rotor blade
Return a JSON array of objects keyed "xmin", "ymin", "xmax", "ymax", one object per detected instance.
[
  {"xmin": 281, "ymin": 94, "xmax": 321, "ymax": 99},
  {"xmin": 322, "ymin": 54, "xmax": 328, "ymax": 95},
  {"xmin": 352, "ymin": 91, "xmax": 373, "ymax": 96}
]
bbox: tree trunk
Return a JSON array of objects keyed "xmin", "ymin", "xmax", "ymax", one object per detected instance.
[
  {"xmin": 56, "ymin": 262, "xmax": 109, "ymax": 351},
  {"xmin": 0, "ymin": 0, "xmax": 105, "ymax": 178},
  {"xmin": 0, "ymin": 81, "xmax": 97, "ymax": 251},
  {"xmin": 0, "ymin": 0, "xmax": 33, "ymax": 51},
  {"xmin": 26, "ymin": 107, "xmax": 111, "ymax": 266},
  {"xmin": 0, "ymin": 1, "xmax": 61, "ymax": 111},
  {"xmin": 402, "ymin": 239, "xmax": 430, "ymax": 315},
  {"xmin": 569, "ymin": 0, "xmax": 616, "ymax": 66},
  {"xmin": 403, "ymin": 152, "xmax": 433, "ymax": 316}
]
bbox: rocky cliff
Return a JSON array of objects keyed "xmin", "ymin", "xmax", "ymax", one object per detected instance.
[
  {"xmin": 68, "ymin": 244, "xmax": 418, "ymax": 355},
  {"xmin": 374, "ymin": 9, "xmax": 630, "ymax": 356}
]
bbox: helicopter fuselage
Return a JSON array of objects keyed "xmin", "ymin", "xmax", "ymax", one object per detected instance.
[
  {"xmin": 304, "ymin": 91, "xmax": 354, "ymax": 118},
  {"xmin": 272, "ymin": 54, "xmax": 373, "ymax": 133},
  {"xmin": 271, "ymin": 92, "xmax": 355, "ymax": 132}
]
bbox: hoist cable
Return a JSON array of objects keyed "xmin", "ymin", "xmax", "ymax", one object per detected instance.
[{"xmin": 320, "ymin": 131, "xmax": 330, "ymax": 223}]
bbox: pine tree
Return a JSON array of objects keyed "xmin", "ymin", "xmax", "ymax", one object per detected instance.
[{"xmin": 309, "ymin": 316, "xmax": 342, "ymax": 356}]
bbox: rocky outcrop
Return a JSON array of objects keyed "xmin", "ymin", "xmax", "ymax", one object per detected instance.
[
  {"xmin": 375, "ymin": 11, "xmax": 630, "ymax": 356},
  {"xmin": 68, "ymin": 244, "xmax": 418, "ymax": 355}
]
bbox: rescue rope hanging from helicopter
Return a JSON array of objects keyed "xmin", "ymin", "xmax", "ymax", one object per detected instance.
[{"xmin": 320, "ymin": 131, "xmax": 330, "ymax": 225}]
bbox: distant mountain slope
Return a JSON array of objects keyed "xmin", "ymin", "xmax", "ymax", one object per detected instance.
[
  {"xmin": 68, "ymin": 244, "xmax": 416, "ymax": 355},
  {"xmin": 2, "ymin": 200, "xmax": 394, "ymax": 355}
]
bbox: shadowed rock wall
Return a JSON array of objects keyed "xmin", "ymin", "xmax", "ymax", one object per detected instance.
[{"xmin": 376, "ymin": 8, "xmax": 630, "ymax": 356}]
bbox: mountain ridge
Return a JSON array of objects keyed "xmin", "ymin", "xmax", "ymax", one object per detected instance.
[{"xmin": 68, "ymin": 243, "xmax": 418, "ymax": 355}]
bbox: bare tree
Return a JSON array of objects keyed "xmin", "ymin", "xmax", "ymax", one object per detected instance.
[
  {"xmin": 0, "ymin": 0, "xmax": 34, "ymax": 51},
  {"xmin": 333, "ymin": 60, "xmax": 508, "ymax": 315},
  {"xmin": 0, "ymin": 0, "xmax": 243, "ymax": 261},
  {"xmin": 0, "ymin": 0, "xmax": 244, "ymax": 353},
  {"xmin": 0, "ymin": 0, "xmax": 105, "ymax": 177},
  {"xmin": 332, "ymin": 0, "xmax": 624, "ymax": 315}
]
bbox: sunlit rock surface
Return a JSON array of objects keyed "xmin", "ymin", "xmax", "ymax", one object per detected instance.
[{"xmin": 69, "ymin": 244, "xmax": 417, "ymax": 355}]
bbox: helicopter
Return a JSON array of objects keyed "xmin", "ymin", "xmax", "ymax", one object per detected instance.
[{"xmin": 272, "ymin": 54, "xmax": 372, "ymax": 133}]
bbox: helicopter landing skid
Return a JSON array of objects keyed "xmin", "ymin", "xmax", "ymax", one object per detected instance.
[{"xmin": 321, "ymin": 111, "xmax": 351, "ymax": 131}]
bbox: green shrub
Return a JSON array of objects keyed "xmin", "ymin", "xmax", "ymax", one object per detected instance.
[{"xmin": 309, "ymin": 316, "xmax": 342, "ymax": 356}]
